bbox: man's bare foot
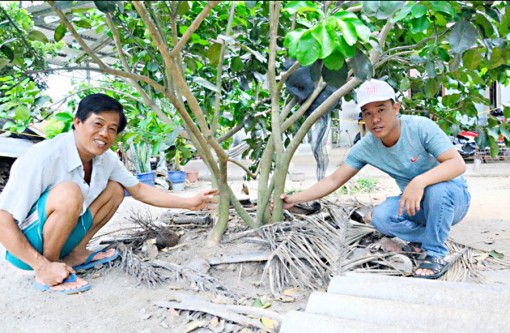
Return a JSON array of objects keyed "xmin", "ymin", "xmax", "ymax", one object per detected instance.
[
  {"xmin": 34, "ymin": 273, "xmax": 90, "ymax": 294},
  {"xmin": 413, "ymin": 255, "xmax": 449, "ymax": 279},
  {"xmin": 63, "ymin": 248, "xmax": 117, "ymax": 268}
]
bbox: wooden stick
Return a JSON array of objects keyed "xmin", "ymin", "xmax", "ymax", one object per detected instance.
[{"xmin": 156, "ymin": 294, "xmax": 276, "ymax": 332}]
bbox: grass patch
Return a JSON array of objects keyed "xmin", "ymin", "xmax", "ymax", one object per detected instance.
[{"xmin": 337, "ymin": 177, "xmax": 379, "ymax": 195}]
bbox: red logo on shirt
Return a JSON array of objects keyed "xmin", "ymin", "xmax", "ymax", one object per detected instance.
[{"xmin": 410, "ymin": 155, "xmax": 420, "ymax": 162}]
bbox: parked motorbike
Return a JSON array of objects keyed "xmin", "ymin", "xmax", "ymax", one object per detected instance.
[{"xmin": 452, "ymin": 130, "xmax": 478, "ymax": 159}]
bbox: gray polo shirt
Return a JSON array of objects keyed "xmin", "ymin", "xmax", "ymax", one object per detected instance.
[{"xmin": 0, "ymin": 131, "xmax": 138, "ymax": 227}]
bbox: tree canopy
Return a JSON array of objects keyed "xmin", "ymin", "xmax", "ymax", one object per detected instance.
[{"xmin": 1, "ymin": 1, "xmax": 509, "ymax": 243}]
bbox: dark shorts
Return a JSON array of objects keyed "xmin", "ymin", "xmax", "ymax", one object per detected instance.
[{"xmin": 5, "ymin": 190, "xmax": 93, "ymax": 270}]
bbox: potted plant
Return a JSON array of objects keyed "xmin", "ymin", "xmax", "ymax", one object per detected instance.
[
  {"xmin": 166, "ymin": 138, "xmax": 196, "ymax": 191},
  {"xmin": 167, "ymin": 150, "xmax": 186, "ymax": 191},
  {"xmin": 130, "ymin": 141, "xmax": 156, "ymax": 186}
]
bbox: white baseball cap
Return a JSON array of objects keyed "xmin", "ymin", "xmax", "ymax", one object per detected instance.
[{"xmin": 356, "ymin": 79, "xmax": 396, "ymax": 109}]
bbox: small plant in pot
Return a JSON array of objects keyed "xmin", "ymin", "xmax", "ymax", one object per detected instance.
[
  {"xmin": 130, "ymin": 141, "xmax": 156, "ymax": 187},
  {"xmin": 166, "ymin": 138, "xmax": 195, "ymax": 191}
]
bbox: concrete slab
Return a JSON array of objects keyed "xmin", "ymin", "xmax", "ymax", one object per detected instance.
[
  {"xmin": 327, "ymin": 273, "xmax": 510, "ymax": 313},
  {"xmin": 305, "ymin": 292, "xmax": 510, "ymax": 332}
]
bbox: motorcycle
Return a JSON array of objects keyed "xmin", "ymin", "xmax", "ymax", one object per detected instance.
[{"xmin": 451, "ymin": 130, "xmax": 478, "ymax": 159}]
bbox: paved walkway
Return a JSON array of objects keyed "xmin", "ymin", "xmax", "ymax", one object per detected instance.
[{"xmin": 183, "ymin": 144, "xmax": 510, "ymax": 182}]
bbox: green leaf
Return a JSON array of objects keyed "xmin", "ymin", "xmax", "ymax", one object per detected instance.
[
  {"xmin": 284, "ymin": 29, "xmax": 305, "ymax": 58},
  {"xmin": 73, "ymin": 19, "xmax": 92, "ymax": 29},
  {"xmin": 448, "ymin": 21, "xmax": 478, "ymax": 54},
  {"xmin": 55, "ymin": 112, "xmax": 74, "ymax": 122},
  {"xmin": 337, "ymin": 19, "xmax": 357, "ymax": 46},
  {"xmin": 488, "ymin": 117, "xmax": 499, "ymax": 128},
  {"xmin": 399, "ymin": 77, "xmax": 410, "ymax": 91},
  {"xmin": 390, "ymin": 3, "xmax": 413, "ymax": 23},
  {"xmin": 503, "ymin": 106, "xmax": 510, "ymax": 120},
  {"xmin": 475, "ymin": 13, "xmax": 495, "ymax": 38},
  {"xmin": 34, "ymin": 96, "xmax": 51, "ymax": 106},
  {"xmin": 54, "ymin": 23, "xmax": 67, "ymax": 42},
  {"xmin": 350, "ymin": 20, "xmax": 371, "ymax": 43},
  {"xmin": 312, "ymin": 21, "xmax": 336, "ymax": 59},
  {"xmin": 489, "ymin": 250, "xmax": 504, "ymax": 259},
  {"xmin": 323, "ymin": 48, "xmax": 345, "ymax": 70},
  {"xmin": 94, "ymin": 1, "xmax": 117, "ymax": 13},
  {"xmin": 282, "ymin": 1, "xmax": 324, "ymax": 17},
  {"xmin": 462, "ymin": 48, "xmax": 481, "ymax": 70},
  {"xmin": 337, "ymin": 36, "xmax": 356, "ymax": 59},
  {"xmin": 362, "ymin": 1, "xmax": 380, "ymax": 16},
  {"xmin": 409, "ymin": 16, "xmax": 430, "ymax": 33},
  {"xmin": 488, "ymin": 47, "xmax": 505, "ymax": 69},
  {"xmin": 450, "ymin": 53, "xmax": 462, "ymax": 72},
  {"xmin": 425, "ymin": 61, "xmax": 436, "ymax": 78},
  {"xmin": 475, "ymin": 129, "xmax": 488, "ymax": 149},
  {"xmin": 488, "ymin": 136, "xmax": 500, "ymax": 157},
  {"xmin": 441, "ymin": 93, "xmax": 461, "ymax": 107},
  {"xmin": 230, "ymin": 57, "xmax": 243, "ymax": 73},
  {"xmin": 500, "ymin": 124, "xmax": 510, "ymax": 141},
  {"xmin": 411, "ymin": 4, "xmax": 428, "ymax": 18},
  {"xmin": 437, "ymin": 47, "xmax": 450, "ymax": 62},
  {"xmin": 424, "ymin": 78, "xmax": 440, "ymax": 98},
  {"xmin": 147, "ymin": 61, "xmax": 158, "ymax": 72},
  {"xmin": 177, "ymin": 1, "xmax": 190, "ymax": 15},
  {"xmin": 252, "ymin": 298, "xmax": 263, "ymax": 308},
  {"xmin": 430, "ymin": 1, "xmax": 454, "ymax": 16},
  {"xmin": 193, "ymin": 77, "xmax": 220, "ymax": 93},
  {"xmin": 376, "ymin": 1, "xmax": 404, "ymax": 19},
  {"xmin": 0, "ymin": 58, "xmax": 9, "ymax": 70},
  {"xmin": 27, "ymin": 30, "xmax": 50, "ymax": 43},
  {"xmin": 350, "ymin": 50, "xmax": 373, "ymax": 81},
  {"xmin": 15, "ymin": 105, "xmax": 30, "ymax": 121},
  {"xmin": 296, "ymin": 31, "xmax": 320, "ymax": 66},
  {"xmin": 322, "ymin": 65, "xmax": 348, "ymax": 89},
  {"xmin": 208, "ymin": 43, "xmax": 222, "ymax": 66}
]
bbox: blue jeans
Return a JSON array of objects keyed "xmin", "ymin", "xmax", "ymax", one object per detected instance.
[{"xmin": 371, "ymin": 180, "xmax": 471, "ymax": 258}]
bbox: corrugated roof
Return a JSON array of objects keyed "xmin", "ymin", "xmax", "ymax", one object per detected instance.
[{"xmin": 25, "ymin": 1, "xmax": 117, "ymax": 67}]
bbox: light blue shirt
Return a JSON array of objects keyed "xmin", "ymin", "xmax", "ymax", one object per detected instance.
[
  {"xmin": 0, "ymin": 131, "xmax": 138, "ymax": 226},
  {"xmin": 345, "ymin": 115, "xmax": 466, "ymax": 191}
]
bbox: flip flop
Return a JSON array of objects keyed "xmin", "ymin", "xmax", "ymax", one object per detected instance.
[
  {"xmin": 33, "ymin": 273, "xmax": 91, "ymax": 295},
  {"xmin": 413, "ymin": 255, "xmax": 449, "ymax": 279},
  {"xmin": 72, "ymin": 248, "xmax": 120, "ymax": 271}
]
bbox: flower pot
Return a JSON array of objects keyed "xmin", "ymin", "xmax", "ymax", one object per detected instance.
[
  {"xmin": 168, "ymin": 170, "xmax": 186, "ymax": 192},
  {"xmin": 136, "ymin": 171, "xmax": 156, "ymax": 186},
  {"xmin": 168, "ymin": 170, "xmax": 186, "ymax": 183},
  {"xmin": 185, "ymin": 169, "xmax": 199, "ymax": 183},
  {"xmin": 172, "ymin": 182, "xmax": 185, "ymax": 192}
]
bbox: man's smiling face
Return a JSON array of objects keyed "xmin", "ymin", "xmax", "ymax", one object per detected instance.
[{"xmin": 73, "ymin": 111, "xmax": 120, "ymax": 162}]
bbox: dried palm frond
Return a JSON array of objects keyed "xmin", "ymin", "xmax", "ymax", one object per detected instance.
[
  {"xmin": 153, "ymin": 260, "xmax": 237, "ymax": 298},
  {"xmin": 114, "ymin": 243, "xmax": 166, "ymax": 287},
  {"xmin": 443, "ymin": 239, "xmax": 510, "ymax": 283},
  {"xmin": 260, "ymin": 211, "xmax": 342, "ymax": 294},
  {"xmin": 259, "ymin": 199, "xmax": 510, "ymax": 292}
]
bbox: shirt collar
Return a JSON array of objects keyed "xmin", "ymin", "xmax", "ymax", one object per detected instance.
[
  {"xmin": 66, "ymin": 131, "xmax": 82, "ymax": 172},
  {"xmin": 65, "ymin": 131, "xmax": 105, "ymax": 172}
]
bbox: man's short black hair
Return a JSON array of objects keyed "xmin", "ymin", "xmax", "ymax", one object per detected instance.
[{"xmin": 73, "ymin": 93, "xmax": 127, "ymax": 133}]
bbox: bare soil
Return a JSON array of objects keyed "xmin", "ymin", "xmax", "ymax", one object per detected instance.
[{"xmin": 1, "ymin": 170, "xmax": 509, "ymax": 333}]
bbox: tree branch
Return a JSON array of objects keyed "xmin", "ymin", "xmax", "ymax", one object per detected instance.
[
  {"xmin": 170, "ymin": 1, "xmax": 220, "ymax": 57},
  {"xmin": 212, "ymin": 2, "xmax": 236, "ymax": 135}
]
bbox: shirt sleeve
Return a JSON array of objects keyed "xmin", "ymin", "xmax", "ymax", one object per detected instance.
[
  {"xmin": 418, "ymin": 117, "xmax": 454, "ymax": 158},
  {"xmin": 344, "ymin": 140, "xmax": 367, "ymax": 171},
  {"xmin": 0, "ymin": 153, "xmax": 49, "ymax": 223},
  {"xmin": 105, "ymin": 151, "xmax": 139, "ymax": 188}
]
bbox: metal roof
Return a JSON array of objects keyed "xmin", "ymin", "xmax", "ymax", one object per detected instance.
[{"xmin": 25, "ymin": 1, "xmax": 118, "ymax": 68}]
